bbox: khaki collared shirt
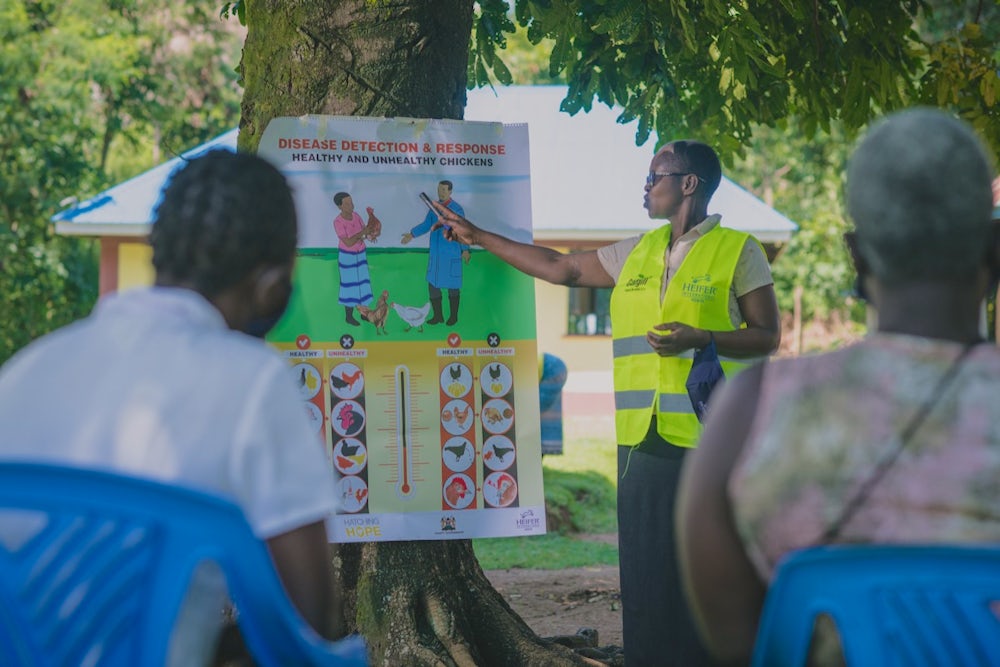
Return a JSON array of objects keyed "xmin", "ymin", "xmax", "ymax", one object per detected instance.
[{"xmin": 596, "ymin": 214, "xmax": 773, "ymax": 328}]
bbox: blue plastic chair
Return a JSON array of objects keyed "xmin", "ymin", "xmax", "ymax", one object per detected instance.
[
  {"xmin": 0, "ymin": 462, "xmax": 367, "ymax": 667},
  {"xmin": 751, "ymin": 544, "xmax": 1000, "ymax": 667}
]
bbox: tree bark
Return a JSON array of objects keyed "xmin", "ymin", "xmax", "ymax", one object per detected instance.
[
  {"xmin": 239, "ymin": 2, "xmax": 589, "ymax": 664},
  {"xmin": 239, "ymin": 0, "xmax": 471, "ymax": 149}
]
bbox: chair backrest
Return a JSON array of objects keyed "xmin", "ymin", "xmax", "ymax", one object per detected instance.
[
  {"xmin": 751, "ymin": 544, "xmax": 1000, "ymax": 667},
  {"xmin": 0, "ymin": 462, "xmax": 367, "ymax": 667}
]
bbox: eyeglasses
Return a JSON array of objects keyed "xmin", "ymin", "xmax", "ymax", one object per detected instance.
[{"xmin": 646, "ymin": 172, "xmax": 704, "ymax": 187}]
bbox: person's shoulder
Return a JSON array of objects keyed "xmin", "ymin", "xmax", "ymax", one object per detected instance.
[
  {"xmin": 196, "ymin": 329, "xmax": 292, "ymax": 380},
  {"xmin": 0, "ymin": 317, "xmax": 93, "ymax": 375}
]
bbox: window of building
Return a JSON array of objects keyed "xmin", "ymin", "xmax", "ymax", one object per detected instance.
[{"xmin": 567, "ymin": 286, "xmax": 612, "ymax": 336}]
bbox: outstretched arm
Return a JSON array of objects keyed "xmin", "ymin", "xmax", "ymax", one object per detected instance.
[
  {"xmin": 430, "ymin": 200, "xmax": 614, "ymax": 288},
  {"xmin": 677, "ymin": 362, "xmax": 768, "ymax": 664}
]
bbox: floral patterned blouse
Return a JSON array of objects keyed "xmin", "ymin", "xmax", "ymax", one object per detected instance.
[{"xmin": 731, "ymin": 333, "xmax": 1000, "ymax": 576}]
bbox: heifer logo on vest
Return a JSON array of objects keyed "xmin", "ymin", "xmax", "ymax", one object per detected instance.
[
  {"xmin": 681, "ymin": 273, "xmax": 719, "ymax": 303},
  {"xmin": 623, "ymin": 272, "xmax": 654, "ymax": 293}
]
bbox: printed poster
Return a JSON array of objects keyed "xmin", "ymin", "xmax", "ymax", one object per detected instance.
[{"xmin": 258, "ymin": 115, "xmax": 546, "ymax": 542}]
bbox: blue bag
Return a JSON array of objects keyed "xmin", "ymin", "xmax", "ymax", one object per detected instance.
[{"xmin": 685, "ymin": 335, "xmax": 725, "ymax": 423}]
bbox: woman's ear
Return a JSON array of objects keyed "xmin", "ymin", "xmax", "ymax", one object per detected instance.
[
  {"xmin": 250, "ymin": 263, "xmax": 294, "ymax": 318},
  {"xmin": 843, "ymin": 231, "xmax": 871, "ymax": 303},
  {"xmin": 843, "ymin": 231, "xmax": 864, "ymax": 272},
  {"xmin": 987, "ymin": 221, "xmax": 1000, "ymax": 284}
]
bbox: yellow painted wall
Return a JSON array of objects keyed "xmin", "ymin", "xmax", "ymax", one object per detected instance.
[
  {"xmin": 119, "ymin": 242, "xmax": 154, "ymax": 290},
  {"xmin": 533, "ymin": 281, "xmax": 612, "ymax": 373}
]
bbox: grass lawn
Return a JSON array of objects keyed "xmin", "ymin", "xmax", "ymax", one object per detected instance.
[{"xmin": 474, "ymin": 435, "xmax": 619, "ymax": 570}]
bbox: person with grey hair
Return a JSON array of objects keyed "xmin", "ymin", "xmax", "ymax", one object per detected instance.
[{"xmin": 676, "ymin": 107, "xmax": 1000, "ymax": 665}]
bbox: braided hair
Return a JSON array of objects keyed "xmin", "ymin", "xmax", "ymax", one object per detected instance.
[{"xmin": 150, "ymin": 150, "xmax": 297, "ymax": 297}]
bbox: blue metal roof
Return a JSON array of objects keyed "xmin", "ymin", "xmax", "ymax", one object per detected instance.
[{"xmin": 54, "ymin": 86, "xmax": 797, "ymax": 243}]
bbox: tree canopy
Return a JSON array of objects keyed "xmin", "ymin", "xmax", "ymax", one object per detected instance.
[
  {"xmin": 471, "ymin": 0, "xmax": 1000, "ymax": 160},
  {"xmin": 0, "ymin": 0, "xmax": 244, "ymax": 364}
]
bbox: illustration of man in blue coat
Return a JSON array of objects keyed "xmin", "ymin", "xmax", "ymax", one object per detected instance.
[{"xmin": 400, "ymin": 180, "xmax": 471, "ymax": 325}]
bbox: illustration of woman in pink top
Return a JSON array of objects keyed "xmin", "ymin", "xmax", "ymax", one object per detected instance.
[{"xmin": 333, "ymin": 192, "xmax": 374, "ymax": 326}]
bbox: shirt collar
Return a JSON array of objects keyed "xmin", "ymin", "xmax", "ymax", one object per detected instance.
[
  {"xmin": 96, "ymin": 286, "xmax": 229, "ymax": 332},
  {"xmin": 675, "ymin": 213, "xmax": 722, "ymax": 243}
]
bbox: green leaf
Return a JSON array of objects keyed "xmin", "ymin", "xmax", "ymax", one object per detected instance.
[{"xmin": 492, "ymin": 57, "xmax": 513, "ymax": 86}]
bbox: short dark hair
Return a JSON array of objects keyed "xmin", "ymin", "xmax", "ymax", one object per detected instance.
[
  {"xmin": 439, "ymin": 180, "xmax": 453, "ymax": 191},
  {"xmin": 333, "ymin": 192, "xmax": 350, "ymax": 207},
  {"xmin": 150, "ymin": 150, "xmax": 297, "ymax": 297},
  {"xmin": 671, "ymin": 140, "xmax": 722, "ymax": 200}
]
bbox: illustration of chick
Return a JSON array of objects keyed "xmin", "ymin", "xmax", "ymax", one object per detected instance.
[
  {"xmin": 356, "ymin": 290, "xmax": 389, "ymax": 334},
  {"xmin": 488, "ymin": 363, "xmax": 504, "ymax": 394},
  {"xmin": 336, "ymin": 453, "xmax": 366, "ymax": 470},
  {"xmin": 447, "ymin": 364, "xmax": 466, "ymax": 396},
  {"xmin": 390, "ymin": 301, "xmax": 432, "ymax": 332},
  {"xmin": 364, "ymin": 206, "xmax": 382, "ymax": 242},
  {"xmin": 482, "ymin": 406, "xmax": 503, "ymax": 425}
]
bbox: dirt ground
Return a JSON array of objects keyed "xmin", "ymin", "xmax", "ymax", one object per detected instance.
[{"xmin": 483, "ymin": 534, "xmax": 623, "ymax": 655}]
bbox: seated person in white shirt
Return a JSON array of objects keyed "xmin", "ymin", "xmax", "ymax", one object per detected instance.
[{"xmin": 0, "ymin": 149, "xmax": 341, "ymax": 665}]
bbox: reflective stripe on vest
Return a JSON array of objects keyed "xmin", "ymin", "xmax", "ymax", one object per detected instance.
[{"xmin": 610, "ymin": 223, "xmax": 753, "ymax": 447}]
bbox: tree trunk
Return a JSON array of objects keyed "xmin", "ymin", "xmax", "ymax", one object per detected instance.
[{"xmin": 239, "ymin": 2, "xmax": 589, "ymax": 664}]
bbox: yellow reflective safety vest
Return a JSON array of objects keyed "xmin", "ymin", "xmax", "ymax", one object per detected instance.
[{"xmin": 610, "ymin": 223, "xmax": 754, "ymax": 447}]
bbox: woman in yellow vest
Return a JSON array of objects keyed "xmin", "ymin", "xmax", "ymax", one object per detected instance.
[{"xmin": 432, "ymin": 140, "xmax": 780, "ymax": 666}]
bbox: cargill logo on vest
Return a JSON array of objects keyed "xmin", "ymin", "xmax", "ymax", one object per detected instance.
[{"xmin": 624, "ymin": 273, "xmax": 654, "ymax": 291}]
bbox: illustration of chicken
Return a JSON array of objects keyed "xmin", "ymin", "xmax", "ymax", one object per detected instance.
[
  {"xmin": 443, "ymin": 440, "xmax": 467, "ymax": 461},
  {"xmin": 297, "ymin": 367, "xmax": 318, "ymax": 392},
  {"xmin": 498, "ymin": 477, "xmax": 517, "ymax": 505},
  {"xmin": 390, "ymin": 301, "xmax": 432, "ymax": 332},
  {"xmin": 336, "ymin": 402, "xmax": 364, "ymax": 436},
  {"xmin": 340, "ymin": 439, "xmax": 362, "ymax": 456},
  {"xmin": 356, "ymin": 290, "xmax": 389, "ymax": 334},
  {"xmin": 450, "ymin": 365, "xmax": 462, "ymax": 381},
  {"xmin": 338, "ymin": 368, "xmax": 363, "ymax": 390},
  {"xmin": 492, "ymin": 444, "xmax": 515, "ymax": 462},
  {"xmin": 364, "ymin": 206, "xmax": 382, "ymax": 242},
  {"xmin": 444, "ymin": 477, "xmax": 470, "ymax": 507},
  {"xmin": 452, "ymin": 403, "xmax": 471, "ymax": 426}
]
